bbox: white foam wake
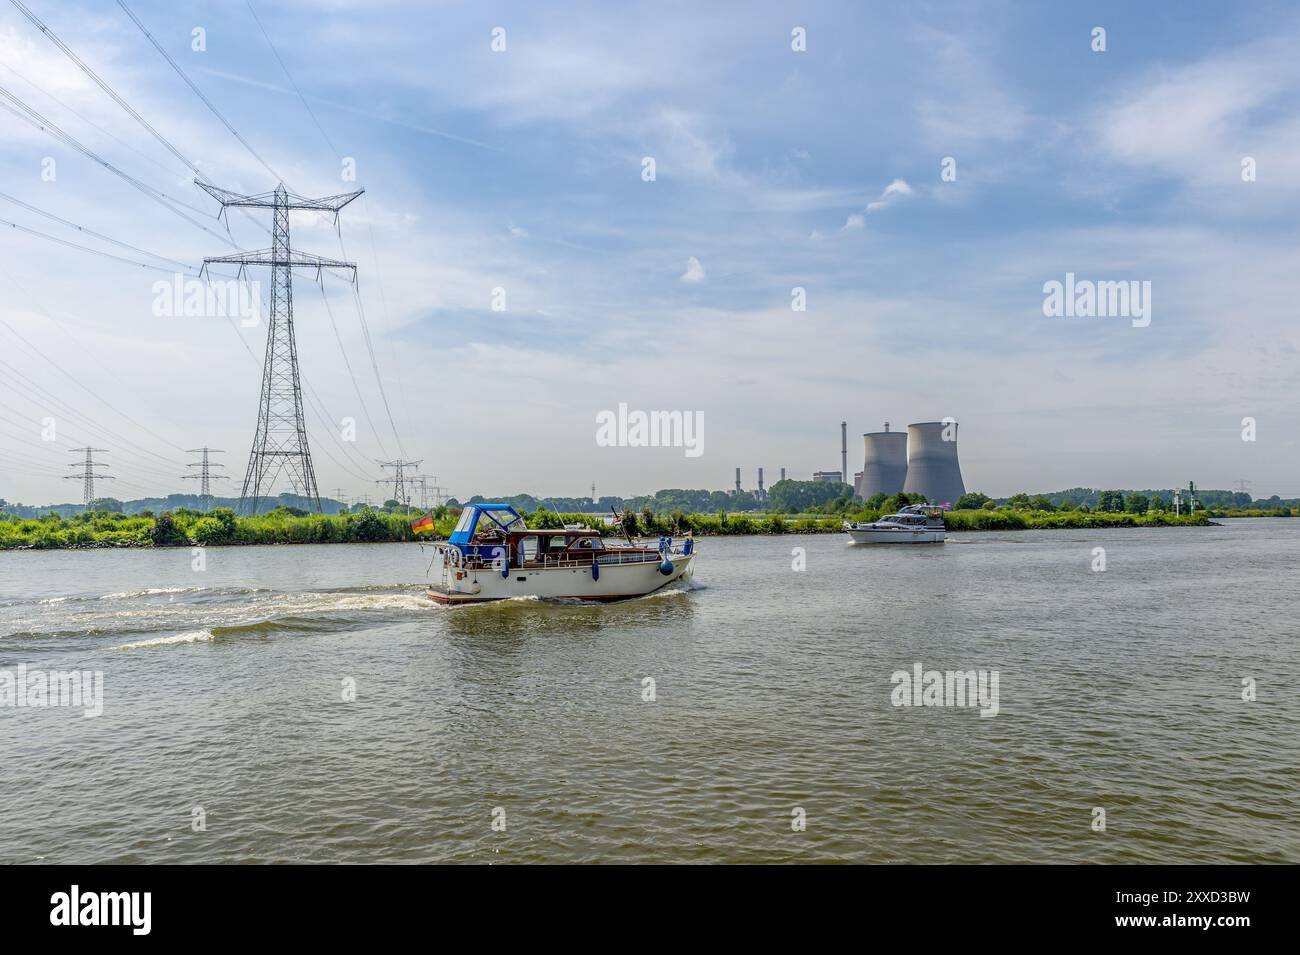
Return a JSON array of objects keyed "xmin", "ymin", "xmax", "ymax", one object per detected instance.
[
  {"xmin": 99, "ymin": 586, "xmax": 198, "ymax": 600},
  {"xmin": 109, "ymin": 629, "xmax": 214, "ymax": 651}
]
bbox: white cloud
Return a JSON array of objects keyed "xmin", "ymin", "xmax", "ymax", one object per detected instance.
[
  {"xmin": 814, "ymin": 178, "xmax": 912, "ymax": 239},
  {"xmin": 865, "ymin": 177, "xmax": 913, "ymax": 212},
  {"xmin": 680, "ymin": 256, "xmax": 705, "ymax": 283},
  {"xmin": 1090, "ymin": 29, "xmax": 1300, "ymax": 192}
]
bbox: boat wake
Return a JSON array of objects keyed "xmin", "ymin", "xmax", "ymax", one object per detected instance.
[
  {"xmin": 109, "ymin": 629, "xmax": 214, "ymax": 651},
  {"xmin": 7, "ymin": 584, "xmax": 436, "ymax": 647}
]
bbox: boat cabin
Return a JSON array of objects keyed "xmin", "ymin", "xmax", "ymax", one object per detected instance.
[
  {"xmin": 446, "ymin": 503, "xmax": 658, "ymax": 570},
  {"xmin": 889, "ymin": 505, "xmax": 945, "ymax": 527}
]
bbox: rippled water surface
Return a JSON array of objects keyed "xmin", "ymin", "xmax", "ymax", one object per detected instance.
[{"xmin": 1, "ymin": 520, "xmax": 1297, "ymax": 863}]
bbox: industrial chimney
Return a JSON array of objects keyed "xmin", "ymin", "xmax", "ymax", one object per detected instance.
[
  {"xmin": 857, "ymin": 425, "xmax": 908, "ymax": 499},
  {"xmin": 735, "ymin": 467, "xmax": 742, "ymax": 493},
  {"xmin": 840, "ymin": 421, "xmax": 848, "ymax": 486},
  {"xmin": 757, "ymin": 467, "xmax": 765, "ymax": 494},
  {"xmin": 902, "ymin": 421, "xmax": 965, "ymax": 506},
  {"xmin": 780, "ymin": 467, "xmax": 786, "ymax": 481}
]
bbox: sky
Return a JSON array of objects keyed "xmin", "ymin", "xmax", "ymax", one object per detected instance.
[{"xmin": 1, "ymin": 0, "xmax": 1298, "ymax": 505}]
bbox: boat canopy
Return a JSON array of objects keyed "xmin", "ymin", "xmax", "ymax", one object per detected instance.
[{"xmin": 447, "ymin": 504, "xmax": 525, "ymax": 549}]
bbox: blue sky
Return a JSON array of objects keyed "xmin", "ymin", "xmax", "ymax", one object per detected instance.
[{"xmin": 1, "ymin": 0, "xmax": 1298, "ymax": 504}]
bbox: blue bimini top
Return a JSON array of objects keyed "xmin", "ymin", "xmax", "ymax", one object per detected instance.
[{"xmin": 447, "ymin": 504, "xmax": 525, "ymax": 550}]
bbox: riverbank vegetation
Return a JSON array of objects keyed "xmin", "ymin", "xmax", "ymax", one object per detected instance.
[{"xmin": 0, "ymin": 499, "xmax": 1215, "ymax": 549}]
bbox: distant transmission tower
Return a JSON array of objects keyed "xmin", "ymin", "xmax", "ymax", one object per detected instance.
[
  {"xmin": 198, "ymin": 181, "xmax": 362, "ymax": 515},
  {"xmin": 182, "ymin": 447, "xmax": 228, "ymax": 511},
  {"xmin": 65, "ymin": 447, "xmax": 113, "ymax": 507},
  {"xmin": 376, "ymin": 459, "xmax": 422, "ymax": 506},
  {"xmin": 429, "ymin": 476, "xmax": 448, "ymax": 506},
  {"xmin": 1233, "ymin": 478, "xmax": 1251, "ymax": 496},
  {"xmin": 411, "ymin": 475, "xmax": 428, "ymax": 510}
]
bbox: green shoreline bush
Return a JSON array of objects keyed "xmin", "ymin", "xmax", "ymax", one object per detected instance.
[{"xmin": 0, "ymin": 504, "xmax": 1216, "ymax": 550}]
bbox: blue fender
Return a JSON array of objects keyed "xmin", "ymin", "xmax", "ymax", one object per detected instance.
[{"xmin": 591, "ymin": 558, "xmax": 600, "ymax": 581}]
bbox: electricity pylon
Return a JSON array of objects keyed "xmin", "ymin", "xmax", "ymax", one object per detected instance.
[
  {"xmin": 376, "ymin": 459, "xmax": 421, "ymax": 507},
  {"xmin": 65, "ymin": 447, "xmax": 113, "ymax": 506},
  {"xmin": 411, "ymin": 474, "xmax": 448, "ymax": 510},
  {"xmin": 182, "ymin": 447, "xmax": 228, "ymax": 511},
  {"xmin": 198, "ymin": 181, "xmax": 362, "ymax": 515}
]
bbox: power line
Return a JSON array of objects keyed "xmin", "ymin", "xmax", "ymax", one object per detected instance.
[
  {"xmin": 0, "ymin": 213, "xmax": 188, "ymax": 274},
  {"xmin": 114, "ymin": 0, "xmax": 286, "ymax": 185},
  {"xmin": 0, "ymin": 295, "xmax": 192, "ymax": 460},
  {"xmin": 242, "ymin": 0, "xmax": 341, "ymax": 160},
  {"xmin": 11, "ymin": 0, "xmax": 211, "ymax": 186},
  {"xmin": 330, "ymin": 271, "xmax": 407, "ymax": 458},
  {"xmin": 0, "ymin": 60, "xmax": 182, "ymax": 183},
  {"xmin": 316, "ymin": 277, "xmax": 389, "ymax": 459},
  {"xmin": 0, "ymin": 360, "xmax": 184, "ymax": 472},
  {"xmin": 0, "ymin": 87, "xmax": 238, "ymax": 247},
  {"xmin": 0, "ymin": 190, "xmax": 196, "ymax": 270}
]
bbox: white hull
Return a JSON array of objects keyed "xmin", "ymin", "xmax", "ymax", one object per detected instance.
[
  {"xmin": 845, "ymin": 527, "xmax": 944, "ymax": 544},
  {"xmin": 430, "ymin": 552, "xmax": 696, "ymax": 604}
]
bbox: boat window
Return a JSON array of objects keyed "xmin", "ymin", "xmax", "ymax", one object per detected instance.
[
  {"xmin": 518, "ymin": 536, "xmax": 539, "ymax": 562},
  {"xmin": 453, "ymin": 508, "xmax": 475, "ymax": 534},
  {"xmin": 570, "ymin": 536, "xmax": 604, "ymax": 551}
]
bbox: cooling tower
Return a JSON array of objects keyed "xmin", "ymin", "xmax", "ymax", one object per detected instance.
[
  {"xmin": 902, "ymin": 421, "xmax": 965, "ymax": 506},
  {"xmin": 856, "ymin": 427, "xmax": 909, "ymax": 499}
]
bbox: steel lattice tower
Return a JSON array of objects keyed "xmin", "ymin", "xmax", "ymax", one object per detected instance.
[
  {"xmin": 376, "ymin": 459, "xmax": 422, "ymax": 507},
  {"xmin": 198, "ymin": 181, "xmax": 362, "ymax": 515},
  {"xmin": 65, "ymin": 447, "xmax": 113, "ymax": 506},
  {"xmin": 182, "ymin": 447, "xmax": 228, "ymax": 511}
]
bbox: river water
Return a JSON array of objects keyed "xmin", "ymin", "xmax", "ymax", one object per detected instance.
[{"xmin": 1, "ymin": 519, "xmax": 1296, "ymax": 863}]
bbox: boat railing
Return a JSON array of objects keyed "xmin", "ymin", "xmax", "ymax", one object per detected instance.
[{"xmin": 430, "ymin": 537, "xmax": 692, "ymax": 571}]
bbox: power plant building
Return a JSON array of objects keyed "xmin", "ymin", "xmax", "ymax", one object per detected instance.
[{"xmin": 853, "ymin": 419, "xmax": 966, "ymax": 506}]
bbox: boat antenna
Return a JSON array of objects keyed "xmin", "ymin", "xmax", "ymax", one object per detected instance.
[{"xmin": 612, "ymin": 505, "xmax": 635, "ymax": 545}]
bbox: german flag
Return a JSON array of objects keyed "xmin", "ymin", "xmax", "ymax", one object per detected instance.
[{"xmin": 410, "ymin": 510, "xmax": 435, "ymax": 534}]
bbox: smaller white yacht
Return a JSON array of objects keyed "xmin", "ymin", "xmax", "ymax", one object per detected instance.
[{"xmin": 843, "ymin": 504, "xmax": 945, "ymax": 544}]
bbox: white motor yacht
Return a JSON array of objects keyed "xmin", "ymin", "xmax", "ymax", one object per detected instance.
[{"xmin": 843, "ymin": 504, "xmax": 945, "ymax": 544}]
